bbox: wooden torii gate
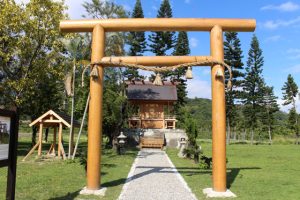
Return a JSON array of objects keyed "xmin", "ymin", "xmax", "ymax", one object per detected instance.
[{"xmin": 60, "ymin": 18, "xmax": 256, "ymax": 196}]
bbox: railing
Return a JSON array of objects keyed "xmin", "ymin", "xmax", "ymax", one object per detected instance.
[
  {"xmin": 128, "ymin": 115, "xmax": 176, "ymax": 120},
  {"xmin": 164, "ymin": 115, "xmax": 176, "ymax": 120}
]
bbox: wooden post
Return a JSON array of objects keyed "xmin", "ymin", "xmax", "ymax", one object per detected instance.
[
  {"xmin": 87, "ymin": 24, "xmax": 105, "ymax": 190},
  {"xmin": 38, "ymin": 123, "xmax": 43, "ymax": 156},
  {"xmin": 58, "ymin": 123, "xmax": 62, "ymax": 158},
  {"xmin": 210, "ymin": 25, "xmax": 227, "ymax": 192},
  {"xmin": 53, "ymin": 127, "xmax": 57, "ymax": 155}
]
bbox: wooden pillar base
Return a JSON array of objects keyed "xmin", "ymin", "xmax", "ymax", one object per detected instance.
[{"xmin": 203, "ymin": 188, "xmax": 236, "ymax": 198}]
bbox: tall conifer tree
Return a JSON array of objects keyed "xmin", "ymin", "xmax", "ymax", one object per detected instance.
[
  {"xmin": 128, "ymin": 0, "xmax": 146, "ymax": 56},
  {"xmin": 124, "ymin": 0, "xmax": 146, "ymax": 80},
  {"xmin": 242, "ymin": 35, "xmax": 265, "ymax": 144},
  {"xmin": 172, "ymin": 31, "xmax": 190, "ymax": 120},
  {"xmin": 224, "ymin": 32, "xmax": 244, "ymax": 143},
  {"xmin": 149, "ymin": 0, "xmax": 175, "ymax": 56},
  {"xmin": 261, "ymin": 85, "xmax": 279, "ymax": 144},
  {"xmin": 282, "ymin": 74, "xmax": 299, "ymax": 144}
]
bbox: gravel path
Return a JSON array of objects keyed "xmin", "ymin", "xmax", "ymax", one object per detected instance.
[{"xmin": 118, "ymin": 149, "xmax": 198, "ymax": 200}]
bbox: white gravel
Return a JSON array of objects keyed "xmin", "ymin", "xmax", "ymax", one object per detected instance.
[{"xmin": 118, "ymin": 149, "xmax": 198, "ymax": 200}]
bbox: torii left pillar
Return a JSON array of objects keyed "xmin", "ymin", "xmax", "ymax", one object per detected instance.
[{"xmin": 80, "ymin": 24, "xmax": 107, "ymax": 195}]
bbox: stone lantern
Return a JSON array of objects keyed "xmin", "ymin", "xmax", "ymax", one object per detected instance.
[
  {"xmin": 117, "ymin": 132, "xmax": 127, "ymax": 155},
  {"xmin": 177, "ymin": 137, "xmax": 187, "ymax": 158}
]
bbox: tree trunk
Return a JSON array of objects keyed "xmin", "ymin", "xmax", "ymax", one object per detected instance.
[
  {"xmin": 31, "ymin": 126, "xmax": 37, "ymax": 146},
  {"xmin": 31, "ymin": 116, "xmax": 37, "ymax": 145},
  {"xmin": 296, "ymin": 134, "xmax": 299, "ymax": 145},
  {"xmin": 194, "ymin": 152, "xmax": 199, "ymax": 163},
  {"xmin": 243, "ymin": 128, "xmax": 246, "ymax": 141},
  {"xmin": 68, "ymin": 61, "xmax": 76, "ymax": 159},
  {"xmin": 226, "ymin": 119, "xmax": 231, "ymax": 145},
  {"xmin": 268, "ymin": 125, "xmax": 272, "ymax": 145},
  {"xmin": 251, "ymin": 129, "xmax": 254, "ymax": 145},
  {"xmin": 233, "ymin": 127, "xmax": 237, "ymax": 141}
]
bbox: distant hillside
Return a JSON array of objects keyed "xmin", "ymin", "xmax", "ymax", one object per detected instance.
[
  {"xmin": 185, "ymin": 98, "xmax": 212, "ymax": 130},
  {"xmin": 185, "ymin": 97, "xmax": 288, "ymax": 131}
]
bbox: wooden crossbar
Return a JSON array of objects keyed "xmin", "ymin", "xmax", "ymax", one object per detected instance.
[
  {"xmin": 100, "ymin": 56, "xmax": 212, "ymax": 66},
  {"xmin": 60, "ymin": 18, "xmax": 256, "ymax": 33}
]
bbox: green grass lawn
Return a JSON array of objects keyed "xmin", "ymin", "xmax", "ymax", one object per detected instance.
[
  {"xmin": 167, "ymin": 143, "xmax": 300, "ymax": 200},
  {"xmin": 0, "ymin": 136, "xmax": 138, "ymax": 200}
]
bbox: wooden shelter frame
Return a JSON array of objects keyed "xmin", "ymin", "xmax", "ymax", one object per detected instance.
[
  {"xmin": 60, "ymin": 18, "xmax": 256, "ymax": 193},
  {"xmin": 23, "ymin": 110, "xmax": 79, "ymax": 161}
]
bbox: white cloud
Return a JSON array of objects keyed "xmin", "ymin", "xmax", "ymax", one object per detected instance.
[
  {"xmin": 152, "ymin": 6, "xmax": 158, "ymax": 11},
  {"xmin": 261, "ymin": 1, "xmax": 300, "ymax": 12},
  {"xmin": 285, "ymin": 64, "xmax": 300, "ymax": 73},
  {"xmin": 287, "ymin": 48, "xmax": 300, "ymax": 59},
  {"xmin": 278, "ymin": 98, "xmax": 300, "ymax": 113},
  {"xmin": 138, "ymin": 70, "xmax": 152, "ymax": 80},
  {"xmin": 264, "ymin": 35, "xmax": 281, "ymax": 42},
  {"xmin": 187, "ymin": 79, "xmax": 211, "ymax": 99},
  {"xmin": 261, "ymin": 16, "xmax": 300, "ymax": 29},
  {"xmin": 122, "ymin": 4, "xmax": 132, "ymax": 12},
  {"xmin": 202, "ymin": 68, "xmax": 211, "ymax": 75},
  {"xmin": 189, "ymin": 37, "xmax": 199, "ymax": 48}
]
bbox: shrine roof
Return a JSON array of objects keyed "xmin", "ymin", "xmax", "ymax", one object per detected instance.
[{"xmin": 126, "ymin": 81, "xmax": 178, "ymax": 101}]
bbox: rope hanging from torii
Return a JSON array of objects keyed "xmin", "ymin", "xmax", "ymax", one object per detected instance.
[{"xmin": 88, "ymin": 58, "xmax": 233, "ymax": 89}]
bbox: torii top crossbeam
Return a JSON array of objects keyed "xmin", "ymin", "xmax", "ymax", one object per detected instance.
[
  {"xmin": 60, "ymin": 18, "xmax": 256, "ymax": 32},
  {"xmin": 59, "ymin": 18, "xmax": 256, "ymax": 195}
]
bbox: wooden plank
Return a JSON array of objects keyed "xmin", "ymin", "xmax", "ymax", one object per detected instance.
[
  {"xmin": 53, "ymin": 127, "xmax": 56, "ymax": 155},
  {"xmin": 47, "ymin": 144, "xmax": 54, "ymax": 155},
  {"xmin": 43, "ymin": 120, "xmax": 61, "ymax": 123},
  {"xmin": 60, "ymin": 18, "xmax": 256, "ymax": 33},
  {"xmin": 60, "ymin": 142, "xmax": 66, "ymax": 160},
  {"xmin": 22, "ymin": 142, "xmax": 39, "ymax": 161},
  {"xmin": 38, "ymin": 123, "xmax": 43, "ymax": 156},
  {"xmin": 58, "ymin": 123, "xmax": 62, "ymax": 157},
  {"xmin": 29, "ymin": 110, "xmax": 53, "ymax": 127}
]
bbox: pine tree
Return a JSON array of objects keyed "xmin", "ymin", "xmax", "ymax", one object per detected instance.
[
  {"xmin": 172, "ymin": 31, "xmax": 190, "ymax": 124},
  {"xmin": 223, "ymin": 32, "xmax": 244, "ymax": 144},
  {"xmin": 282, "ymin": 74, "xmax": 299, "ymax": 144},
  {"xmin": 261, "ymin": 85, "xmax": 279, "ymax": 144},
  {"xmin": 242, "ymin": 35, "xmax": 265, "ymax": 145},
  {"xmin": 124, "ymin": 0, "xmax": 146, "ymax": 80},
  {"xmin": 128, "ymin": 0, "xmax": 146, "ymax": 56},
  {"xmin": 149, "ymin": 0, "xmax": 175, "ymax": 56}
]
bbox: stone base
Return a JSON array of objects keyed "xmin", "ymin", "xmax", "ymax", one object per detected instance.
[
  {"xmin": 79, "ymin": 187, "xmax": 107, "ymax": 196},
  {"xmin": 203, "ymin": 188, "xmax": 236, "ymax": 198}
]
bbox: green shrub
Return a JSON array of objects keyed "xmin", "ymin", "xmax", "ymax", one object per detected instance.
[{"xmin": 199, "ymin": 155, "xmax": 212, "ymax": 169}]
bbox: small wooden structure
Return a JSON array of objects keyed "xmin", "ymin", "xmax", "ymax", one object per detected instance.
[
  {"xmin": 126, "ymin": 80, "xmax": 177, "ymax": 129},
  {"xmin": 23, "ymin": 110, "xmax": 79, "ymax": 161}
]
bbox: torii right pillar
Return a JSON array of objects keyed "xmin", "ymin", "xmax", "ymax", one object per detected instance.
[{"xmin": 203, "ymin": 25, "xmax": 236, "ymax": 198}]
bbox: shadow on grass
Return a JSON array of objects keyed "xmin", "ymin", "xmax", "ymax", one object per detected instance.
[
  {"xmin": 48, "ymin": 190, "xmax": 80, "ymax": 200},
  {"xmin": 102, "ymin": 178, "xmax": 127, "ymax": 188},
  {"xmin": 102, "ymin": 165, "xmax": 261, "ymax": 189},
  {"xmin": 226, "ymin": 167, "xmax": 261, "ymax": 188}
]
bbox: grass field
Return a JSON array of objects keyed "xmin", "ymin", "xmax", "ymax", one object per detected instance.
[
  {"xmin": 0, "ymin": 134, "xmax": 138, "ymax": 200},
  {"xmin": 167, "ymin": 143, "xmax": 300, "ymax": 200},
  {"xmin": 1, "ymin": 129, "xmax": 300, "ymax": 200}
]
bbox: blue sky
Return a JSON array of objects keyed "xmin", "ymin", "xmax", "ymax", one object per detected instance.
[{"xmin": 18, "ymin": 0, "xmax": 300, "ymax": 112}]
